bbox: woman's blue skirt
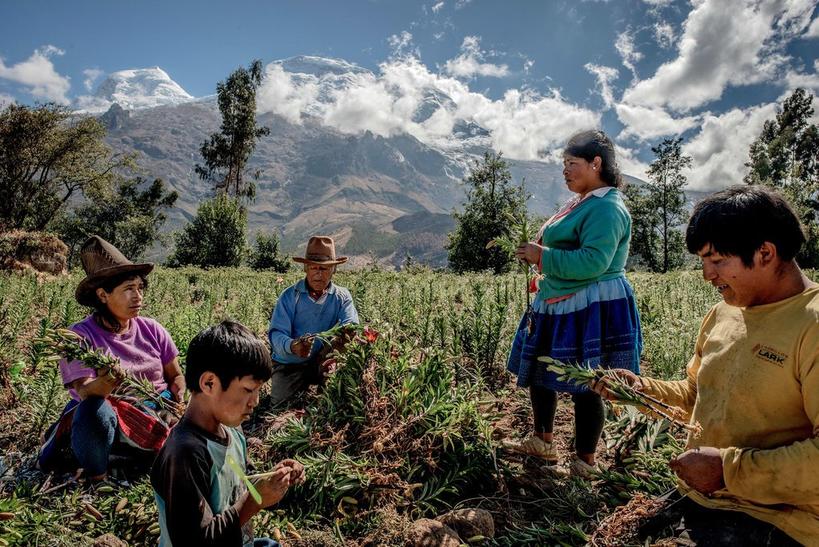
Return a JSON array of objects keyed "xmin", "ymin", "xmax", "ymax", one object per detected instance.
[{"xmin": 507, "ymin": 276, "xmax": 642, "ymax": 393}]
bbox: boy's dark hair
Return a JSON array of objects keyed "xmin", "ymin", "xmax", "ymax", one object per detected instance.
[
  {"xmin": 92, "ymin": 273, "xmax": 149, "ymax": 332},
  {"xmin": 564, "ymin": 129, "xmax": 622, "ymax": 188},
  {"xmin": 685, "ymin": 185, "xmax": 805, "ymax": 267},
  {"xmin": 185, "ymin": 320, "xmax": 273, "ymax": 392}
]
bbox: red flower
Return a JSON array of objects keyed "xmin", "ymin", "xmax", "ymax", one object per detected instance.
[{"xmin": 362, "ymin": 326, "xmax": 379, "ymax": 344}]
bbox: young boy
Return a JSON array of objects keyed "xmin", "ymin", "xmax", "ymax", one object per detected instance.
[{"xmin": 151, "ymin": 320, "xmax": 304, "ymax": 546}]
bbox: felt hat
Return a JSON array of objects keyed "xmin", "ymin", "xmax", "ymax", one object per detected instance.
[
  {"xmin": 292, "ymin": 236, "xmax": 348, "ymax": 266},
  {"xmin": 75, "ymin": 235, "xmax": 154, "ymax": 307}
]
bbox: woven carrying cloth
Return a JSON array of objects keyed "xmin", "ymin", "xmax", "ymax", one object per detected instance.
[
  {"xmin": 507, "ymin": 276, "xmax": 642, "ymax": 393},
  {"xmin": 38, "ymin": 394, "xmax": 171, "ymax": 472}
]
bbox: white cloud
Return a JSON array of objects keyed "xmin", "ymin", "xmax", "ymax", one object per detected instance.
[
  {"xmin": 454, "ymin": 0, "xmax": 472, "ymax": 9},
  {"xmin": 584, "ymin": 63, "xmax": 619, "ymax": 109},
  {"xmin": 623, "ymin": 0, "xmax": 816, "ymax": 112},
  {"xmin": 784, "ymin": 59, "xmax": 819, "ymax": 94},
  {"xmin": 616, "ymin": 102, "xmax": 701, "ymax": 141},
  {"xmin": 682, "ymin": 103, "xmax": 779, "ymax": 190},
  {"xmin": 255, "ymin": 55, "xmax": 599, "ymax": 162},
  {"xmin": 464, "ymin": 88, "xmax": 600, "ymax": 159},
  {"xmin": 83, "ymin": 68, "xmax": 104, "ymax": 92},
  {"xmin": 653, "ymin": 21, "xmax": 676, "ymax": 48},
  {"xmin": 256, "ymin": 64, "xmax": 320, "ymax": 124},
  {"xmin": 74, "ymin": 95, "xmax": 114, "ymax": 112},
  {"xmin": 805, "ymin": 15, "xmax": 819, "ymax": 37},
  {"xmin": 616, "ymin": 144, "xmax": 650, "ymax": 180},
  {"xmin": 0, "ymin": 45, "xmax": 70, "ymax": 103},
  {"xmin": 615, "ymin": 30, "xmax": 643, "ymax": 80},
  {"xmin": 523, "ymin": 59, "xmax": 535, "ymax": 74},
  {"xmin": 642, "ymin": 0, "xmax": 673, "ymax": 6},
  {"xmin": 0, "ymin": 93, "xmax": 15, "ymax": 107},
  {"xmin": 388, "ymin": 31, "xmax": 416, "ymax": 58},
  {"xmin": 431, "ymin": 1, "xmax": 445, "ymax": 13},
  {"xmin": 443, "ymin": 36, "xmax": 509, "ymax": 78}
]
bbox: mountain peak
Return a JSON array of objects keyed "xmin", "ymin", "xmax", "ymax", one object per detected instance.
[
  {"xmin": 90, "ymin": 67, "xmax": 194, "ymax": 111},
  {"xmin": 275, "ymin": 55, "xmax": 371, "ymax": 77}
]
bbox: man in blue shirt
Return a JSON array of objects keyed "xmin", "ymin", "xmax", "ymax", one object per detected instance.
[{"xmin": 267, "ymin": 236, "xmax": 359, "ymax": 407}]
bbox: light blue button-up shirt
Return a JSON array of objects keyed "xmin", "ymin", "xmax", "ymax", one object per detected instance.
[{"xmin": 267, "ymin": 279, "xmax": 359, "ymax": 364}]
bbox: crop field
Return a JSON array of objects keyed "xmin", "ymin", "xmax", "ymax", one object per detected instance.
[{"xmin": 0, "ymin": 267, "xmax": 734, "ymax": 546}]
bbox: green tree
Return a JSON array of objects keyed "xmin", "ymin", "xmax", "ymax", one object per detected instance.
[
  {"xmin": 195, "ymin": 60, "xmax": 270, "ymax": 200},
  {"xmin": 168, "ymin": 194, "xmax": 247, "ymax": 268},
  {"xmin": 447, "ymin": 152, "xmax": 525, "ymax": 274},
  {"xmin": 647, "ymin": 138, "xmax": 689, "ymax": 272},
  {"xmin": 0, "ymin": 103, "xmax": 133, "ymax": 231},
  {"xmin": 745, "ymin": 88, "xmax": 819, "ymax": 266},
  {"xmin": 249, "ymin": 232, "xmax": 289, "ymax": 272},
  {"xmin": 56, "ymin": 177, "xmax": 178, "ymax": 266},
  {"xmin": 623, "ymin": 182, "xmax": 660, "ymax": 272},
  {"xmin": 624, "ymin": 138, "xmax": 689, "ymax": 272}
]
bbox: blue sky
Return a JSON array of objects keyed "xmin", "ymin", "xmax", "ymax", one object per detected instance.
[{"xmin": 1, "ymin": 0, "xmax": 818, "ymax": 189}]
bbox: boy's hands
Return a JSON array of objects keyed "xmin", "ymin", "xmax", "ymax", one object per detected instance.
[
  {"xmin": 252, "ymin": 466, "xmax": 292, "ymax": 509},
  {"xmin": 276, "ymin": 459, "xmax": 306, "ymax": 486},
  {"xmin": 250, "ymin": 460, "xmax": 305, "ymax": 509}
]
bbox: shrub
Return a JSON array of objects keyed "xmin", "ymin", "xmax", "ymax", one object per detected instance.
[
  {"xmin": 249, "ymin": 232, "xmax": 289, "ymax": 272},
  {"xmin": 167, "ymin": 194, "xmax": 246, "ymax": 268}
]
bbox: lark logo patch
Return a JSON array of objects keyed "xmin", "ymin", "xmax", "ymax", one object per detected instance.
[{"xmin": 752, "ymin": 344, "xmax": 787, "ymax": 367}]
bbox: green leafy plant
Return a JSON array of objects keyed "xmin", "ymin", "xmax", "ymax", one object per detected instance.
[{"xmin": 36, "ymin": 327, "xmax": 183, "ymax": 418}]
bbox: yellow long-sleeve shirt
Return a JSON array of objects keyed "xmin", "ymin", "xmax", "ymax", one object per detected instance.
[{"xmin": 641, "ymin": 286, "xmax": 819, "ymax": 546}]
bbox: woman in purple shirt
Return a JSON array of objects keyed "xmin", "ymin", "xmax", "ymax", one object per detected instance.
[{"xmin": 40, "ymin": 236, "xmax": 185, "ymax": 481}]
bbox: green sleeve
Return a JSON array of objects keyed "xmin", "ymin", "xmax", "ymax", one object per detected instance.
[{"xmin": 540, "ymin": 203, "xmax": 627, "ymax": 281}]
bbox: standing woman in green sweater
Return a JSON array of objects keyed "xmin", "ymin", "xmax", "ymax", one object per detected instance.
[{"xmin": 505, "ymin": 130, "xmax": 642, "ymax": 476}]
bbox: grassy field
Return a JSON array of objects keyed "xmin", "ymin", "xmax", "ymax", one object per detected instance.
[{"xmin": 0, "ymin": 267, "xmax": 725, "ymax": 546}]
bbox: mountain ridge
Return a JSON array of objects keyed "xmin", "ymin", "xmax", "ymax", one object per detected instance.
[{"xmin": 87, "ymin": 58, "xmax": 635, "ymax": 267}]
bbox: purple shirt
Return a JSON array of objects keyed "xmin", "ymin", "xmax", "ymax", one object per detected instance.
[{"xmin": 59, "ymin": 315, "xmax": 179, "ymax": 401}]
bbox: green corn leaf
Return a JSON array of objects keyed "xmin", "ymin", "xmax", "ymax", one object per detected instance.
[{"xmin": 226, "ymin": 454, "xmax": 262, "ymax": 505}]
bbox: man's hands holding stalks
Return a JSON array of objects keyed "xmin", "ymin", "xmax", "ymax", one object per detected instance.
[{"xmin": 591, "ymin": 368, "xmax": 724, "ymax": 495}]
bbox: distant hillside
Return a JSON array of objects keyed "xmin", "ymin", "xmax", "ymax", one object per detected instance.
[{"xmin": 90, "ymin": 57, "xmax": 651, "ymax": 266}]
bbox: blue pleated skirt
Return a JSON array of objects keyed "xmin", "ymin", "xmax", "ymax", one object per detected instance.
[{"xmin": 507, "ymin": 276, "xmax": 643, "ymax": 393}]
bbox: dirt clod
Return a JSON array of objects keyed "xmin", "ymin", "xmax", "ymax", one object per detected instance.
[
  {"xmin": 436, "ymin": 507, "xmax": 495, "ymax": 539},
  {"xmin": 407, "ymin": 518, "xmax": 462, "ymax": 547},
  {"xmin": 92, "ymin": 533, "xmax": 128, "ymax": 547}
]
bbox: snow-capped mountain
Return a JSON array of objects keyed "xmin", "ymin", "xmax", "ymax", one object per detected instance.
[
  {"xmin": 90, "ymin": 57, "xmax": 601, "ymax": 266},
  {"xmin": 84, "ymin": 67, "xmax": 194, "ymax": 112}
]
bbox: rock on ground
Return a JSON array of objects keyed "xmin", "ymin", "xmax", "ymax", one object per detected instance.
[
  {"xmin": 92, "ymin": 533, "xmax": 128, "ymax": 547},
  {"xmin": 406, "ymin": 518, "xmax": 462, "ymax": 547},
  {"xmin": 437, "ymin": 507, "xmax": 495, "ymax": 540}
]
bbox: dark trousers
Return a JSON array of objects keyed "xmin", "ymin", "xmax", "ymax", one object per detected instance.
[
  {"xmin": 268, "ymin": 356, "xmax": 324, "ymax": 409},
  {"xmin": 640, "ymin": 490, "xmax": 801, "ymax": 546},
  {"xmin": 530, "ymin": 386, "xmax": 605, "ymax": 455}
]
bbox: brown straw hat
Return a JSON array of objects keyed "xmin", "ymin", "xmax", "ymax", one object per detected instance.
[
  {"xmin": 75, "ymin": 236, "xmax": 154, "ymax": 307},
  {"xmin": 292, "ymin": 236, "xmax": 348, "ymax": 266}
]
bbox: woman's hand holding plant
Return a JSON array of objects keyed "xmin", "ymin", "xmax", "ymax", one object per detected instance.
[
  {"xmin": 515, "ymin": 242, "xmax": 545, "ymax": 265},
  {"xmin": 169, "ymin": 374, "xmax": 186, "ymax": 402}
]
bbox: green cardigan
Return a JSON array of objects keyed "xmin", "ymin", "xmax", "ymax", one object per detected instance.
[{"xmin": 538, "ymin": 188, "xmax": 631, "ymax": 299}]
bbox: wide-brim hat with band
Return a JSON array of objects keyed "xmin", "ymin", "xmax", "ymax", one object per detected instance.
[
  {"xmin": 75, "ymin": 235, "xmax": 154, "ymax": 307},
  {"xmin": 292, "ymin": 235, "xmax": 348, "ymax": 266}
]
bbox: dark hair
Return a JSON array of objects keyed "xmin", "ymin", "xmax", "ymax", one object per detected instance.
[
  {"xmin": 92, "ymin": 272, "xmax": 149, "ymax": 332},
  {"xmin": 685, "ymin": 185, "xmax": 805, "ymax": 267},
  {"xmin": 185, "ymin": 320, "xmax": 273, "ymax": 392},
  {"xmin": 564, "ymin": 129, "xmax": 622, "ymax": 188}
]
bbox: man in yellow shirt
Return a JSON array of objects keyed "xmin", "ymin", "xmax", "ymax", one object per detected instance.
[{"xmin": 598, "ymin": 186, "xmax": 818, "ymax": 546}]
